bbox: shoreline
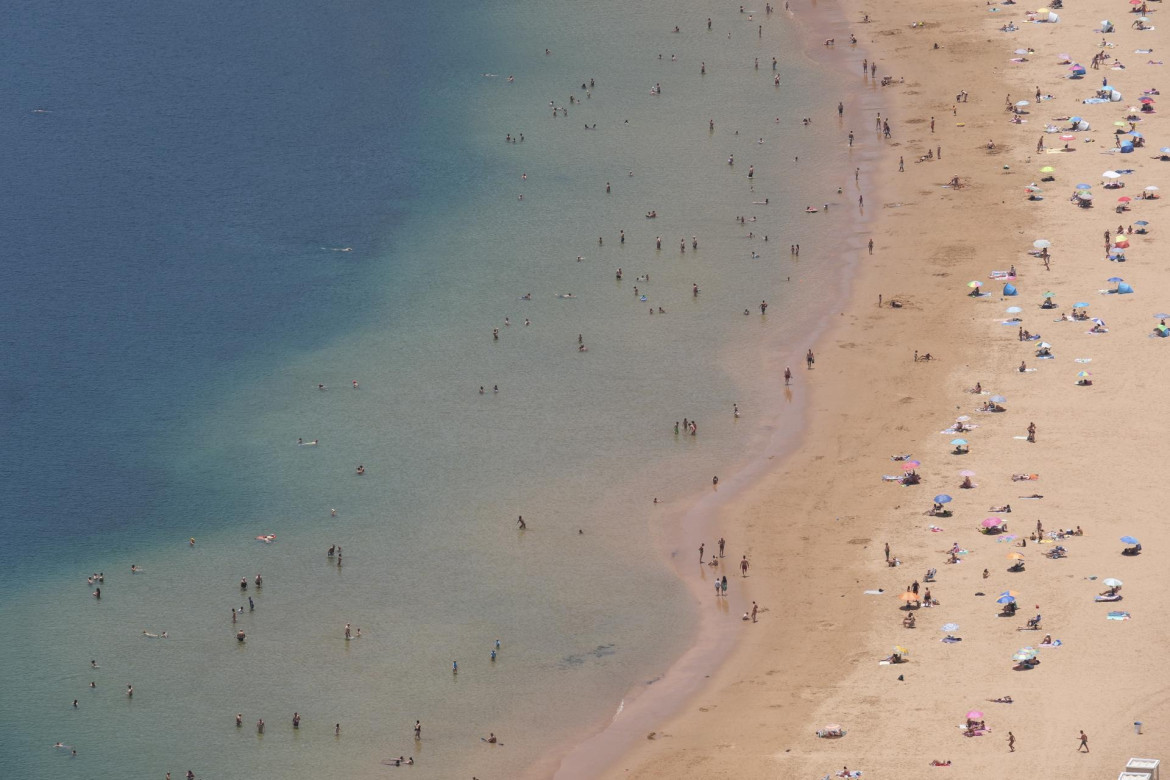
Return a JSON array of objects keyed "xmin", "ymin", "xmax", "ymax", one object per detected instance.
[
  {"xmin": 543, "ymin": 2, "xmax": 889, "ymax": 776},
  {"xmin": 602, "ymin": 0, "xmax": 1170, "ymax": 776}
]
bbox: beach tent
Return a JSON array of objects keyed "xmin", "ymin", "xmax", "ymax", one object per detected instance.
[
  {"xmin": 1118, "ymin": 282, "xmax": 1134, "ymax": 294},
  {"xmin": 1046, "ymin": 12, "xmax": 1059, "ymax": 22},
  {"xmin": 1004, "ymin": 283, "xmax": 1018, "ymax": 296},
  {"xmin": 1110, "ymin": 90, "xmax": 1123, "ymax": 102},
  {"xmin": 1076, "ymin": 120, "xmax": 1090, "ymax": 131},
  {"xmin": 1120, "ymin": 141, "xmax": 1134, "ymax": 154}
]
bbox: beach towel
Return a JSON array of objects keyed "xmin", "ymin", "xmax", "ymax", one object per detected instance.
[
  {"xmin": 941, "ymin": 636, "xmax": 963, "ymax": 643},
  {"xmin": 882, "ymin": 475, "xmax": 903, "ymax": 482},
  {"xmin": 1038, "ymin": 640, "xmax": 1063, "ymax": 647},
  {"xmin": 1074, "ymin": 358, "xmax": 1092, "ymax": 363},
  {"xmin": 1037, "ymin": 354, "xmax": 1054, "ymax": 359},
  {"xmin": 1107, "ymin": 611, "xmax": 1131, "ymax": 620},
  {"xmin": 864, "ymin": 589, "xmax": 885, "ymax": 595}
]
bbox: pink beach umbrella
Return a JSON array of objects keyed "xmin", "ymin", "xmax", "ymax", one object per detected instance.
[
  {"xmin": 982, "ymin": 517, "xmax": 1004, "ymax": 528},
  {"xmin": 966, "ymin": 710, "xmax": 984, "ymax": 720},
  {"xmin": 959, "ymin": 469, "xmax": 976, "ymax": 477}
]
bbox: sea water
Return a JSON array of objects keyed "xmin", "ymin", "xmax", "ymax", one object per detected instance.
[{"xmin": 0, "ymin": 1, "xmax": 867, "ymax": 777}]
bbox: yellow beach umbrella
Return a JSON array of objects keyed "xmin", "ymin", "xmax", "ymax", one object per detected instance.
[{"xmin": 1007, "ymin": 552, "xmax": 1025, "ymax": 560}]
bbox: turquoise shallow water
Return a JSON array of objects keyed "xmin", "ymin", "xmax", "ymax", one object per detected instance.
[{"xmin": 0, "ymin": 1, "xmax": 869, "ymax": 777}]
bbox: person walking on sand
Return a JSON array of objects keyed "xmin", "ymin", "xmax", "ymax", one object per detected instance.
[
  {"xmin": 517, "ymin": 515, "xmax": 526, "ymax": 529},
  {"xmin": 1008, "ymin": 732, "xmax": 1015, "ymax": 752},
  {"xmin": 740, "ymin": 555, "xmax": 750, "ymax": 576},
  {"xmin": 784, "ymin": 366, "xmax": 792, "ymax": 385},
  {"xmin": 1027, "ymin": 422, "xmax": 1036, "ymax": 443},
  {"xmin": 721, "ymin": 576, "xmax": 728, "ymax": 596},
  {"xmin": 806, "ymin": 349, "xmax": 815, "ymax": 369},
  {"xmin": 718, "ymin": 537, "xmax": 725, "ymax": 557},
  {"xmin": 885, "ymin": 542, "xmax": 890, "ymax": 562},
  {"xmin": 699, "ymin": 542, "xmax": 705, "ymax": 563},
  {"xmin": 1078, "ymin": 731, "xmax": 1089, "ymax": 752}
]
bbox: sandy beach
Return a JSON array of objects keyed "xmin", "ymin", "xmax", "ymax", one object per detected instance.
[{"xmin": 598, "ymin": 0, "xmax": 1170, "ymax": 777}]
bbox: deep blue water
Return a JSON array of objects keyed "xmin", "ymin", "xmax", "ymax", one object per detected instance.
[{"xmin": 0, "ymin": 1, "xmax": 450, "ymax": 570}]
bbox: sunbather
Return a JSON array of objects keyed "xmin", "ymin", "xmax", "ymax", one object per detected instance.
[{"xmin": 990, "ymin": 695, "xmax": 1013, "ymax": 703}]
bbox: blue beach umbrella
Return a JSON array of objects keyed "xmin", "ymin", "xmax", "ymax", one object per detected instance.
[
  {"xmin": 934, "ymin": 494, "xmax": 953, "ymax": 504},
  {"xmin": 990, "ymin": 395, "xmax": 1007, "ymax": 403},
  {"xmin": 1075, "ymin": 183, "xmax": 1093, "ymax": 190},
  {"xmin": 1154, "ymin": 313, "xmax": 1170, "ymax": 319},
  {"xmin": 1073, "ymin": 302, "xmax": 1089, "ymax": 308},
  {"xmin": 1160, "ymin": 148, "xmax": 1170, "ymax": 154},
  {"xmin": 997, "ymin": 594, "xmax": 1017, "ymax": 604},
  {"xmin": 1107, "ymin": 277, "xmax": 1124, "ymax": 283},
  {"xmin": 1006, "ymin": 306, "xmax": 1023, "ymax": 313},
  {"xmin": 1136, "ymin": 220, "xmax": 1150, "ymax": 226},
  {"xmin": 1121, "ymin": 536, "xmax": 1140, "ymax": 544},
  {"xmin": 951, "ymin": 438, "xmax": 968, "ymax": 446}
]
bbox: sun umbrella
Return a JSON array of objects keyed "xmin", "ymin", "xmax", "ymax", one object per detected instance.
[
  {"xmin": 1000, "ymin": 590, "xmax": 1020, "ymax": 597},
  {"xmin": 990, "ymin": 395, "xmax": 1006, "ymax": 403},
  {"xmin": 1077, "ymin": 192, "xmax": 1093, "ymax": 200},
  {"xmin": 1115, "ymin": 239, "xmax": 1130, "ymax": 248},
  {"xmin": 1131, "ymin": 132, "xmax": 1144, "ymax": 139},
  {"xmin": 1146, "ymin": 185, "xmax": 1160, "ymax": 192},
  {"xmin": 1075, "ymin": 183, "xmax": 1092, "ymax": 190},
  {"xmin": 1007, "ymin": 552, "xmax": 1025, "ymax": 560},
  {"xmin": 1025, "ymin": 185, "xmax": 1043, "ymax": 193},
  {"xmin": 1136, "ymin": 220, "xmax": 1150, "ymax": 226},
  {"xmin": 1091, "ymin": 317, "xmax": 1106, "ymax": 326},
  {"xmin": 1073, "ymin": 302, "xmax": 1089, "ymax": 308},
  {"xmin": 968, "ymin": 280, "xmax": 983, "ymax": 288},
  {"xmin": 1103, "ymin": 577, "xmax": 1123, "ymax": 587},
  {"xmin": 941, "ymin": 623, "xmax": 960, "ymax": 632},
  {"xmin": 1040, "ymin": 166, "xmax": 1055, "ymax": 173},
  {"xmin": 1120, "ymin": 536, "xmax": 1139, "ymax": 545},
  {"xmin": 1061, "ymin": 134, "xmax": 1077, "ymax": 141},
  {"xmin": 997, "ymin": 594, "xmax": 1017, "ymax": 604},
  {"xmin": 1160, "ymin": 148, "xmax": 1170, "ymax": 154},
  {"xmin": 1017, "ymin": 646, "xmax": 1038, "ymax": 658},
  {"xmin": 902, "ymin": 462, "xmax": 918, "ymax": 471},
  {"xmin": 905, "ymin": 460, "xmax": 921, "ymax": 467},
  {"xmin": 1077, "ymin": 370, "xmax": 1091, "ymax": 378},
  {"xmin": 1102, "ymin": 170, "xmax": 1121, "ymax": 179},
  {"xmin": 1037, "ymin": 342, "xmax": 1051, "ymax": 349},
  {"xmin": 951, "ymin": 438, "xmax": 968, "ymax": 446},
  {"xmin": 894, "ymin": 645, "xmax": 910, "ymax": 655},
  {"xmin": 1015, "ymin": 100, "xmax": 1030, "ymax": 107},
  {"xmin": 966, "ymin": 709, "xmax": 984, "ymax": 719},
  {"xmin": 1007, "ymin": 306, "xmax": 1023, "ymax": 313},
  {"xmin": 1107, "ymin": 276, "xmax": 1124, "ymax": 283},
  {"xmin": 934, "ymin": 494, "xmax": 953, "ymax": 504},
  {"xmin": 1043, "ymin": 291, "xmax": 1056, "ymax": 298},
  {"xmin": 956, "ymin": 415, "xmax": 970, "ymax": 422},
  {"xmin": 959, "ymin": 469, "xmax": 976, "ymax": 477},
  {"xmin": 1154, "ymin": 312, "xmax": 1169, "ymax": 318},
  {"xmin": 1013, "ymin": 651, "xmax": 1034, "ymax": 662},
  {"xmin": 1140, "ymin": 97, "xmax": 1155, "ymax": 104},
  {"xmin": 899, "ymin": 591, "xmax": 918, "ymax": 601},
  {"xmin": 1118, "ymin": 196, "xmax": 1132, "ymax": 203},
  {"xmin": 983, "ymin": 517, "xmax": 1004, "ymax": 528},
  {"xmin": 1033, "ymin": 239, "xmax": 1051, "ymax": 249}
]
